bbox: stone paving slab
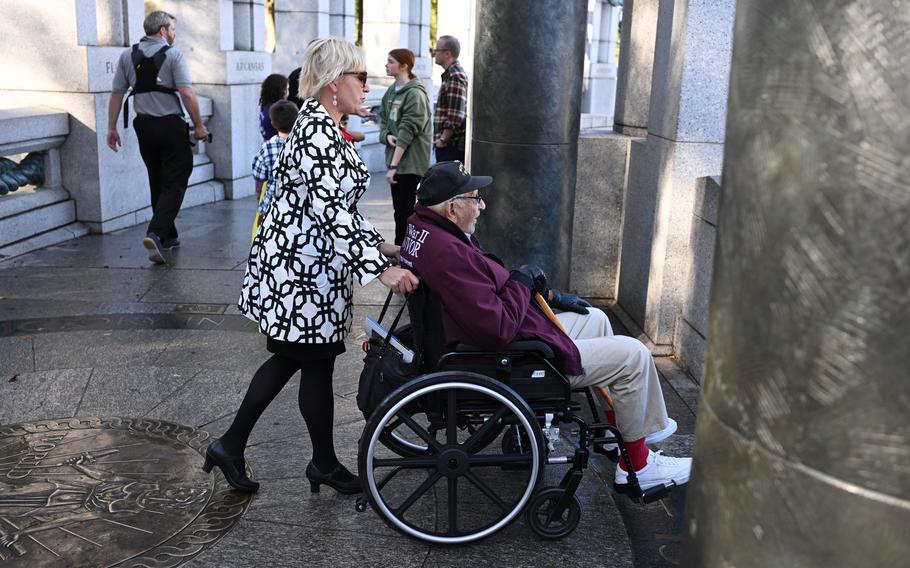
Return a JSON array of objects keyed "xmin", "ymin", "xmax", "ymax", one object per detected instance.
[
  {"xmin": 74, "ymin": 366, "xmax": 204, "ymax": 418},
  {"xmin": 181, "ymin": 519, "xmax": 430, "ymax": 568},
  {"xmin": 139, "ymin": 269, "xmax": 247, "ymax": 305},
  {"xmin": 0, "ymin": 183, "xmax": 698, "ymax": 567},
  {"xmin": 0, "ymin": 368, "xmax": 92, "ymax": 425},
  {"xmin": 0, "ymin": 335, "xmax": 34, "ymax": 376},
  {"xmin": 30, "ymin": 329, "xmax": 181, "ymax": 371},
  {"xmin": 0, "ymin": 266, "xmax": 163, "ymax": 303}
]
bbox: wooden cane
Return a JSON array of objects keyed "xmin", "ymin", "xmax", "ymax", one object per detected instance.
[{"xmin": 534, "ymin": 291, "xmax": 615, "ymax": 409}]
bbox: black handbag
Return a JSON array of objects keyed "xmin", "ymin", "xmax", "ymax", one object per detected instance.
[{"xmin": 357, "ymin": 291, "xmax": 423, "ymax": 419}]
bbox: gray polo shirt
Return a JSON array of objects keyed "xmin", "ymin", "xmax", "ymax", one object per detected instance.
[{"xmin": 112, "ymin": 36, "xmax": 192, "ymax": 117}]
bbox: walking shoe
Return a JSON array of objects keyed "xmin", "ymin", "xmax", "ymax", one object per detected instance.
[
  {"xmin": 161, "ymin": 237, "xmax": 180, "ymax": 249},
  {"xmin": 596, "ymin": 417, "xmax": 678, "ymax": 454},
  {"xmin": 142, "ymin": 233, "xmax": 166, "ymax": 264},
  {"xmin": 614, "ymin": 449, "xmax": 692, "ymax": 492},
  {"xmin": 202, "ymin": 439, "xmax": 259, "ymax": 492}
]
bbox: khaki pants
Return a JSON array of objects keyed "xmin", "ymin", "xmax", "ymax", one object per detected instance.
[{"xmin": 557, "ymin": 308, "xmax": 670, "ymax": 441}]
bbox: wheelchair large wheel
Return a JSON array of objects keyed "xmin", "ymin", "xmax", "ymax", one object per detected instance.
[
  {"xmin": 376, "ymin": 396, "xmax": 506, "ymax": 458},
  {"xmin": 359, "ymin": 371, "xmax": 544, "ymax": 544}
]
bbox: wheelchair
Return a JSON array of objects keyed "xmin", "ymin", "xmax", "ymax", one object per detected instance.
[{"xmin": 355, "ymin": 286, "xmax": 678, "ymax": 544}]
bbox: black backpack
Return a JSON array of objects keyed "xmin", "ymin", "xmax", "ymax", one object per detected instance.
[{"xmin": 123, "ymin": 44, "xmax": 183, "ymax": 128}]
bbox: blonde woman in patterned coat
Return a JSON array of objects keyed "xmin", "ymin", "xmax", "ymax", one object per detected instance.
[{"xmin": 203, "ymin": 38, "xmax": 419, "ymax": 494}]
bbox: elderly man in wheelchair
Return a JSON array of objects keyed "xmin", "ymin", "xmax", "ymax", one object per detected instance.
[{"xmin": 355, "ymin": 161, "xmax": 691, "ymax": 543}]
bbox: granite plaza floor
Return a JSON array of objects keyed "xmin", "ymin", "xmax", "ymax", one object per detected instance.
[{"xmin": 0, "ymin": 178, "xmax": 699, "ymax": 567}]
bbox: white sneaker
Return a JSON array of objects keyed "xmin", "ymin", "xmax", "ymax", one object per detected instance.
[
  {"xmin": 614, "ymin": 449, "xmax": 692, "ymax": 491},
  {"xmin": 598, "ymin": 417, "xmax": 678, "ymax": 452}
]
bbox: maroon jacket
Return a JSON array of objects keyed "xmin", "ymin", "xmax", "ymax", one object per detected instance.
[{"xmin": 400, "ymin": 204, "xmax": 583, "ymax": 375}]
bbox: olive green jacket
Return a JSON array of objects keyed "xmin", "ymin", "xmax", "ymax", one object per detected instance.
[{"xmin": 378, "ymin": 78, "xmax": 432, "ymax": 177}]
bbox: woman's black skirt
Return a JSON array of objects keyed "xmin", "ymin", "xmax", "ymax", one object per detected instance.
[{"xmin": 266, "ymin": 337, "xmax": 346, "ymax": 363}]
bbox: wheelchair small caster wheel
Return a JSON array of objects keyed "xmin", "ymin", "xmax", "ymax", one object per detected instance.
[
  {"xmin": 526, "ymin": 487, "xmax": 581, "ymax": 539},
  {"xmin": 355, "ymin": 497, "xmax": 368, "ymax": 512}
]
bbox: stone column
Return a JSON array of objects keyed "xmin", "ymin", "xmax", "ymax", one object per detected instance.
[
  {"xmin": 471, "ymin": 0, "xmax": 587, "ymax": 289},
  {"xmin": 616, "ymin": 0, "xmax": 735, "ymax": 348},
  {"xmin": 581, "ymin": 0, "xmax": 620, "ymax": 127},
  {"xmin": 569, "ymin": 0, "xmax": 641, "ymax": 300},
  {"xmin": 683, "ymin": 1, "xmax": 910, "ymax": 566},
  {"xmin": 362, "ymin": 0, "xmax": 431, "ymax": 86},
  {"xmin": 272, "ymin": 0, "xmax": 330, "ymax": 76},
  {"xmin": 612, "ymin": 0, "xmax": 659, "ymax": 136},
  {"xmin": 329, "ymin": 0, "xmax": 356, "ymax": 41},
  {"xmin": 434, "ymin": 0, "xmax": 476, "ymax": 81},
  {"xmin": 435, "ymin": 0, "xmax": 477, "ymax": 163},
  {"xmin": 160, "ymin": 0, "xmax": 272, "ymax": 200}
]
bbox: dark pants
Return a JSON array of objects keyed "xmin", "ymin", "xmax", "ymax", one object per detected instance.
[
  {"xmin": 434, "ymin": 144, "xmax": 465, "ymax": 164},
  {"xmin": 133, "ymin": 115, "xmax": 193, "ymax": 241},
  {"xmin": 391, "ymin": 173, "xmax": 420, "ymax": 245}
]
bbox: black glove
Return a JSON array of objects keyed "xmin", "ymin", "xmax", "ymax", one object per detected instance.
[
  {"xmin": 508, "ymin": 264, "xmax": 548, "ymax": 295},
  {"xmin": 549, "ymin": 290, "xmax": 591, "ymax": 314}
]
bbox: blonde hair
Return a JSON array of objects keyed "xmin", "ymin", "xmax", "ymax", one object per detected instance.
[{"xmin": 297, "ymin": 37, "xmax": 366, "ymax": 99}]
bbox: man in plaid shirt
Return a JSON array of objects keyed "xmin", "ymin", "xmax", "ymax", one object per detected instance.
[{"xmin": 432, "ymin": 35, "xmax": 468, "ymax": 163}]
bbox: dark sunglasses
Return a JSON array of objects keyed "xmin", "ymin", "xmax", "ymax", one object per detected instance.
[{"xmin": 342, "ymin": 71, "xmax": 368, "ymax": 85}]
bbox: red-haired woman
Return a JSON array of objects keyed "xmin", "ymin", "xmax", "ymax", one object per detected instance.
[{"xmin": 378, "ymin": 48, "xmax": 432, "ymax": 245}]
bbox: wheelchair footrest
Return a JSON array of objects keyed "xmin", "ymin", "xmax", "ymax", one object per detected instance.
[
  {"xmin": 613, "ymin": 480, "xmax": 677, "ymax": 504},
  {"xmin": 640, "ymin": 481, "xmax": 677, "ymax": 504}
]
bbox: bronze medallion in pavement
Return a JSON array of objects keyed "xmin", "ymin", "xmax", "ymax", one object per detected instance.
[{"xmin": 0, "ymin": 417, "xmax": 254, "ymax": 567}]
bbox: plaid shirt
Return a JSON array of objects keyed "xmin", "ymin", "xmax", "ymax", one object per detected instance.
[
  {"xmin": 434, "ymin": 61, "xmax": 468, "ymax": 150},
  {"xmin": 251, "ymin": 134, "xmax": 286, "ymax": 214}
]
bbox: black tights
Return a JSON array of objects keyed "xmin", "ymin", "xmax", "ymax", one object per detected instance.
[
  {"xmin": 220, "ymin": 354, "xmax": 339, "ymax": 472},
  {"xmin": 391, "ymin": 173, "xmax": 419, "ymax": 245}
]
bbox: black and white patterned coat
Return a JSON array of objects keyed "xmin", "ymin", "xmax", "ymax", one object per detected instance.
[{"xmin": 239, "ymin": 99, "xmax": 390, "ymax": 343}]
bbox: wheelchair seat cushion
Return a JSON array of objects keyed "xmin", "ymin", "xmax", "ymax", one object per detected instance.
[{"xmin": 455, "ymin": 340, "xmax": 555, "ymax": 360}]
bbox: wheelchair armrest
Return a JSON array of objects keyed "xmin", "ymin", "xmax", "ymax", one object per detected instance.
[{"xmin": 455, "ymin": 340, "xmax": 555, "ymax": 360}]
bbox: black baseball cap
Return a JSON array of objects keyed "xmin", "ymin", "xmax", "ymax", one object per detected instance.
[{"xmin": 416, "ymin": 161, "xmax": 493, "ymax": 205}]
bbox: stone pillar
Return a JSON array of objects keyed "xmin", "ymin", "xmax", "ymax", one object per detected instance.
[
  {"xmin": 0, "ymin": 0, "xmax": 223, "ymax": 233},
  {"xmin": 160, "ymin": 0, "xmax": 271, "ymax": 200},
  {"xmin": 683, "ymin": 1, "xmax": 910, "ymax": 566},
  {"xmin": 435, "ymin": 0, "xmax": 477, "ymax": 163},
  {"xmin": 569, "ymin": 0, "xmax": 636, "ymax": 299},
  {"xmin": 434, "ymin": 0, "xmax": 476, "ymax": 81},
  {"xmin": 616, "ymin": 0, "xmax": 735, "ymax": 347},
  {"xmin": 329, "ymin": 0, "xmax": 356, "ymax": 41},
  {"xmin": 581, "ymin": 0, "xmax": 620, "ymax": 127},
  {"xmin": 612, "ymin": 0, "xmax": 659, "ymax": 136},
  {"xmin": 272, "ymin": 0, "xmax": 330, "ymax": 76},
  {"xmin": 471, "ymin": 0, "xmax": 587, "ymax": 289},
  {"xmin": 362, "ymin": 0, "xmax": 432, "ymax": 86}
]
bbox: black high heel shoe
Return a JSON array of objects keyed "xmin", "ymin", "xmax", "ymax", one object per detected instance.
[
  {"xmin": 202, "ymin": 439, "xmax": 260, "ymax": 493},
  {"xmin": 305, "ymin": 461, "xmax": 362, "ymax": 494}
]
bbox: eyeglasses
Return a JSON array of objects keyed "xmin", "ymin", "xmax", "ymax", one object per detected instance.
[
  {"xmin": 430, "ymin": 48, "xmax": 449, "ymax": 56},
  {"xmin": 342, "ymin": 71, "xmax": 368, "ymax": 85},
  {"xmin": 454, "ymin": 195, "xmax": 484, "ymax": 204}
]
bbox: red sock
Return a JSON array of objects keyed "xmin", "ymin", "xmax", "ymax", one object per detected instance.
[
  {"xmin": 617, "ymin": 437, "xmax": 649, "ymax": 472},
  {"xmin": 605, "ymin": 409, "xmax": 616, "ymax": 425}
]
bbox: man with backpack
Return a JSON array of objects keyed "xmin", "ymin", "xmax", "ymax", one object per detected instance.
[{"xmin": 106, "ymin": 10, "xmax": 209, "ymax": 264}]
